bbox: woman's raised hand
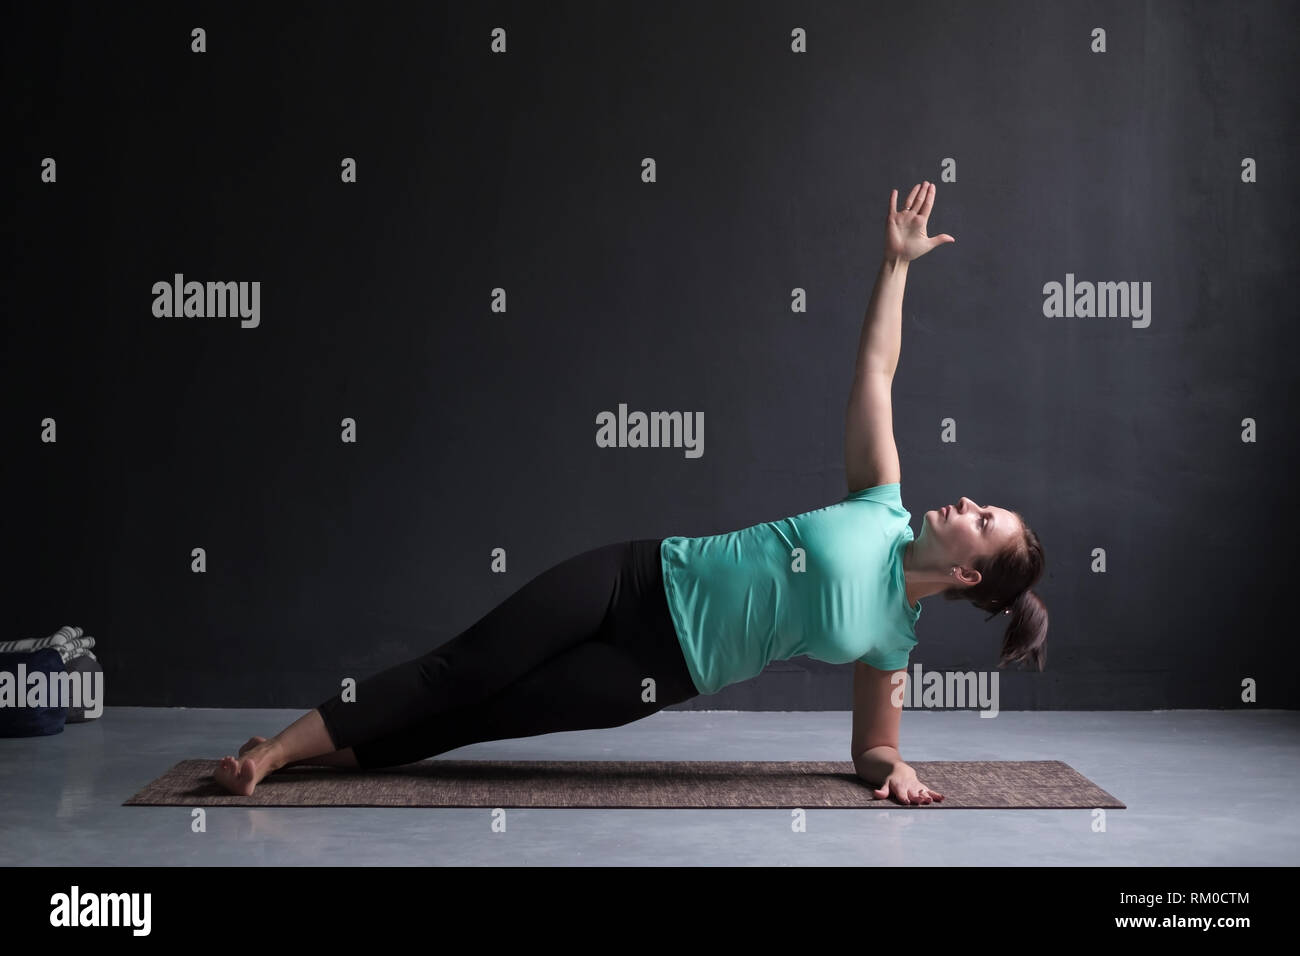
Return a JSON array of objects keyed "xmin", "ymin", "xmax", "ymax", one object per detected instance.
[{"xmin": 885, "ymin": 181, "xmax": 955, "ymax": 262}]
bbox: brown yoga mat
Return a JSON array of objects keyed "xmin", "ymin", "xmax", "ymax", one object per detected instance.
[{"xmin": 124, "ymin": 759, "xmax": 1124, "ymax": 809}]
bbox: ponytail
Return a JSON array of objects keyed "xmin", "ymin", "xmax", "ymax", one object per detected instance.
[{"xmin": 997, "ymin": 588, "xmax": 1048, "ymax": 672}]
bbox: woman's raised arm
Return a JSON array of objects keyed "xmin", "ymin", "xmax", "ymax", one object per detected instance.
[{"xmin": 844, "ymin": 182, "xmax": 954, "ymax": 492}]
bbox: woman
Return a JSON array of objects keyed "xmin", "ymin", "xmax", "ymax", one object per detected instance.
[{"xmin": 215, "ymin": 181, "xmax": 1048, "ymax": 805}]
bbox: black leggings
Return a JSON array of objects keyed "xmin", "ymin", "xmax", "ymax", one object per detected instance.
[{"xmin": 315, "ymin": 538, "xmax": 699, "ymax": 769}]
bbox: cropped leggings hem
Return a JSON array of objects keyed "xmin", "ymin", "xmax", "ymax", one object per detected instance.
[{"xmin": 315, "ymin": 538, "xmax": 698, "ymax": 769}]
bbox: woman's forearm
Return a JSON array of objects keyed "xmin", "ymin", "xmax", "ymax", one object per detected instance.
[
  {"xmin": 853, "ymin": 744, "xmax": 907, "ymax": 787},
  {"xmin": 850, "ymin": 256, "xmax": 910, "ymax": 384}
]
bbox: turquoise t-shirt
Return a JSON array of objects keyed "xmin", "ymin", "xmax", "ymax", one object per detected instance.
[{"xmin": 659, "ymin": 482, "xmax": 922, "ymax": 695}]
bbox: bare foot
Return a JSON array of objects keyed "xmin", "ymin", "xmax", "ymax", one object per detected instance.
[
  {"xmin": 213, "ymin": 755, "xmax": 259, "ymax": 795},
  {"xmin": 214, "ymin": 741, "xmax": 282, "ymax": 796},
  {"xmin": 239, "ymin": 736, "xmax": 266, "ymax": 757}
]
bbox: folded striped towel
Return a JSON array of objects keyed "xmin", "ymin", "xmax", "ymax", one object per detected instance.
[{"xmin": 0, "ymin": 625, "xmax": 98, "ymax": 665}]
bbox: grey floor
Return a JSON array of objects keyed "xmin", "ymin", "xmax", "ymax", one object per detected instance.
[{"xmin": 2, "ymin": 707, "xmax": 1296, "ymax": 866}]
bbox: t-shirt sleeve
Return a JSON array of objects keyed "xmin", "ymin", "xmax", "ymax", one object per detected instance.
[
  {"xmin": 843, "ymin": 482, "xmax": 903, "ymax": 506},
  {"xmin": 857, "ymin": 646, "xmax": 912, "ymax": 671}
]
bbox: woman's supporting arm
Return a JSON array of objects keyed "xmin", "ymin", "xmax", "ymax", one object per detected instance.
[{"xmin": 850, "ymin": 652, "xmax": 946, "ymax": 805}]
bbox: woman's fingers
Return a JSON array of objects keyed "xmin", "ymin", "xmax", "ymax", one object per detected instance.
[
  {"xmin": 917, "ymin": 781, "xmax": 945, "ymax": 802},
  {"xmin": 918, "ymin": 181, "xmax": 936, "ymax": 218},
  {"xmin": 874, "ymin": 776, "xmax": 944, "ymax": 805},
  {"xmin": 894, "ymin": 181, "xmax": 944, "ymax": 220},
  {"xmin": 899, "ymin": 781, "xmax": 921, "ymax": 805},
  {"xmin": 895, "ymin": 779, "xmax": 945, "ymax": 805},
  {"xmin": 903, "ymin": 183, "xmax": 921, "ymax": 212}
]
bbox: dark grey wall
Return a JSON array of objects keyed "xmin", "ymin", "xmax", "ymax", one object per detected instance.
[{"xmin": 5, "ymin": 0, "xmax": 1297, "ymax": 712}]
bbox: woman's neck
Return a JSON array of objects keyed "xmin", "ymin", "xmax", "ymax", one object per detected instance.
[{"xmin": 902, "ymin": 542, "xmax": 952, "ymax": 606}]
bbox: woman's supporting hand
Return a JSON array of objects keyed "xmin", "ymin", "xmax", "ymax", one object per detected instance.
[
  {"xmin": 884, "ymin": 181, "xmax": 955, "ymax": 262},
  {"xmin": 872, "ymin": 761, "xmax": 946, "ymax": 805}
]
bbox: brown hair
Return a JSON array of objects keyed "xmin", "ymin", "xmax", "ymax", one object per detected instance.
[{"xmin": 939, "ymin": 511, "xmax": 1048, "ymax": 670}]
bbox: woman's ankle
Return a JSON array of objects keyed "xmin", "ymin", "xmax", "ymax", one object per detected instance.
[{"xmin": 256, "ymin": 737, "xmax": 291, "ymax": 774}]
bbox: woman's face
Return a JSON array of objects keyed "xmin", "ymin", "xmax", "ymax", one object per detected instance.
[{"xmin": 918, "ymin": 497, "xmax": 1021, "ymax": 570}]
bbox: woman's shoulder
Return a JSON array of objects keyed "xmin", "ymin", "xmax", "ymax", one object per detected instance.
[{"xmin": 842, "ymin": 481, "xmax": 904, "ymax": 508}]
